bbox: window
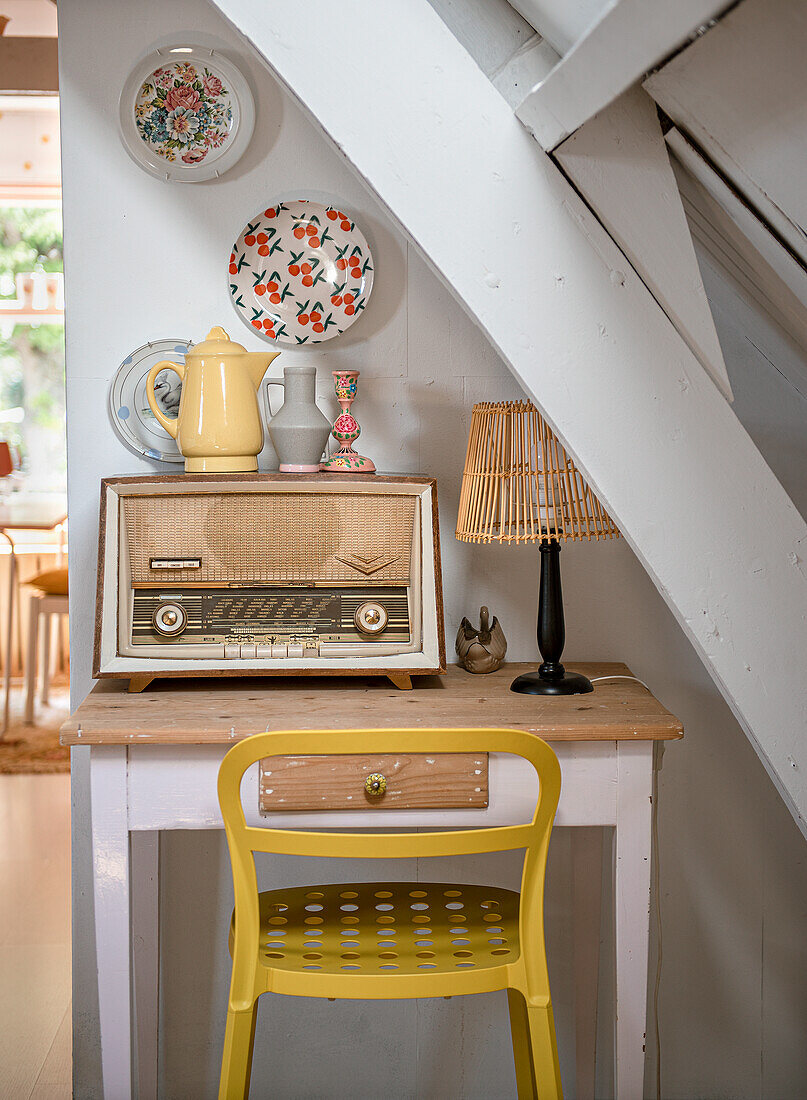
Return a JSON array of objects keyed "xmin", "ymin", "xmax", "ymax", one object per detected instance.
[{"xmin": 0, "ymin": 203, "xmax": 65, "ymax": 491}]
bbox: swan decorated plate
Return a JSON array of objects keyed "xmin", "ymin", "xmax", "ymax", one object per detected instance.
[
  {"xmin": 228, "ymin": 199, "xmax": 374, "ymax": 345},
  {"xmin": 109, "ymin": 339, "xmax": 191, "ymax": 463},
  {"xmin": 118, "ymin": 45, "xmax": 255, "ymax": 183},
  {"xmin": 109, "ymin": 339, "xmax": 275, "ymax": 465}
]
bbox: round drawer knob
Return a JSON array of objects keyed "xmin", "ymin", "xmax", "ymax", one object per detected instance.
[
  {"xmin": 354, "ymin": 601, "xmax": 389, "ymax": 636},
  {"xmin": 364, "ymin": 772, "xmax": 387, "ymax": 797},
  {"xmin": 152, "ymin": 601, "xmax": 187, "ymax": 637}
]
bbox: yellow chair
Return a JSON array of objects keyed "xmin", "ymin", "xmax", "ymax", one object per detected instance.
[{"xmin": 217, "ymin": 728, "xmax": 563, "ymax": 1100}]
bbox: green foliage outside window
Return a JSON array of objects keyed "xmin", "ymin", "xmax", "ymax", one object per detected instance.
[{"xmin": 0, "ymin": 206, "xmax": 65, "ymax": 490}]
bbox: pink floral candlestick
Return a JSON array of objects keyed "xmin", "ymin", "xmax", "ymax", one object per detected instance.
[{"xmin": 320, "ymin": 369, "xmax": 376, "ymax": 473}]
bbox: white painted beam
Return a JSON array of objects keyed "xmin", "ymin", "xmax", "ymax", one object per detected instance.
[
  {"xmin": 515, "ymin": 0, "xmax": 732, "ymax": 150},
  {"xmin": 491, "ymin": 35, "xmax": 559, "ymax": 110},
  {"xmin": 644, "ymin": 0, "xmax": 807, "ymax": 271},
  {"xmin": 506, "ymin": 0, "xmax": 610, "ymax": 55},
  {"xmin": 427, "ymin": 0, "xmax": 537, "ymax": 79},
  {"xmin": 668, "ymin": 127, "xmax": 807, "ymax": 368},
  {"xmin": 555, "ymin": 87, "xmax": 732, "ymax": 398},
  {"xmin": 212, "ymin": 0, "xmax": 807, "ymax": 837}
]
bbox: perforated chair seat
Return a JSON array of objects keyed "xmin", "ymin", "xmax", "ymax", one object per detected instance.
[
  {"xmin": 235, "ymin": 881, "xmax": 520, "ymax": 976},
  {"xmin": 218, "ymin": 729, "xmax": 563, "ymax": 1099}
]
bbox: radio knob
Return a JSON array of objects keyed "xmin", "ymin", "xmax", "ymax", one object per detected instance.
[
  {"xmin": 152, "ymin": 602, "xmax": 187, "ymax": 637},
  {"xmin": 354, "ymin": 601, "xmax": 388, "ymax": 636}
]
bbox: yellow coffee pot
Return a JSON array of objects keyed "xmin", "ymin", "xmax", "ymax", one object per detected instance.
[{"xmin": 146, "ymin": 327, "xmax": 280, "ymax": 473}]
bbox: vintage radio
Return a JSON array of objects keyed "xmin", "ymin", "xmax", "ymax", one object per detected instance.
[{"xmin": 94, "ymin": 473, "xmax": 446, "ymax": 691}]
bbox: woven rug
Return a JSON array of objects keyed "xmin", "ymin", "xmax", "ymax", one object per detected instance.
[{"xmin": 0, "ymin": 683, "xmax": 70, "ymax": 773}]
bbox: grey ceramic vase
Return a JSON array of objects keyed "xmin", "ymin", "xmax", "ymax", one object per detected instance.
[{"xmin": 266, "ymin": 365, "xmax": 332, "ymax": 472}]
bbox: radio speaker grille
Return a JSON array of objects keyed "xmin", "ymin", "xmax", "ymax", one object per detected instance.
[{"xmin": 124, "ymin": 491, "xmax": 416, "ymax": 585}]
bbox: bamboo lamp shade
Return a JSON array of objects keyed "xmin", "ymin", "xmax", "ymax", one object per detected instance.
[{"xmin": 456, "ymin": 402, "xmax": 619, "ymax": 545}]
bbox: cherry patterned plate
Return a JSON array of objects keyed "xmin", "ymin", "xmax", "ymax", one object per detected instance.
[{"xmin": 228, "ymin": 199, "xmax": 374, "ymax": 345}]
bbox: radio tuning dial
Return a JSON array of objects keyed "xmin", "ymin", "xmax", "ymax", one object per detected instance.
[
  {"xmin": 354, "ymin": 601, "xmax": 388, "ymax": 636},
  {"xmin": 152, "ymin": 601, "xmax": 187, "ymax": 637}
]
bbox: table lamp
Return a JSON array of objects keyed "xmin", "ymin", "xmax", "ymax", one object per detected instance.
[{"xmin": 456, "ymin": 401, "xmax": 619, "ymax": 695}]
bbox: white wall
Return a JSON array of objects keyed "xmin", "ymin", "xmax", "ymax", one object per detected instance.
[{"xmin": 59, "ymin": 1, "xmax": 807, "ymax": 1096}]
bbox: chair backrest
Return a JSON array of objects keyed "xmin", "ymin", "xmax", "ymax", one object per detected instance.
[
  {"xmin": 0, "ymin": 442, "xmax": 13, "ymax": 479},
  {"xmin": 219, "ymin": 729, "xmax": 561, "ymax": 985},
  {"xmin": 218, "ymin": 728, "xmax": 560, "ymax": 863}
]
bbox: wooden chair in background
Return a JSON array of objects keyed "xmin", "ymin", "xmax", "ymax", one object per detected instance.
[{"xmin": 25, "ymin": 566, "xmax": 68, "ymax": 724}]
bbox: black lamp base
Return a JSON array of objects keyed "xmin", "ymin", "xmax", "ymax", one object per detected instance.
[
  {"xmin": 510, "ymin": 669, "xmax": 594, "ymax": 696},
  {"xmin": 512, "ymin": 537, "xmax": 595, "ymax": 697}
]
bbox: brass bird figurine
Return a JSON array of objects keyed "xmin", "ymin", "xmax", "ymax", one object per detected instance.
[{"xmin": 456, "ymin": 606, "xmax": 507, "ymax": 674}]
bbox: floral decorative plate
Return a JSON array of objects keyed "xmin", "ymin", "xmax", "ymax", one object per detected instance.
[
  {"xmin": 118, "ymin": 46, "xmax": 254, "ymax": 183},
  {"xmin": 228, "ymin": 199, "xmax": 374, "ymax": 345}
]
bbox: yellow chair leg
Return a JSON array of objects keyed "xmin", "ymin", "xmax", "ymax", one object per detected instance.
[
  {"xmin": 508, "ymin": 989, "xmax": 538, "ymax": 1098},
  {"xmin": 529, "ymin": 1000, "xmax": 563, "ymax": 1100},
  {"xmin": 219, "ymin": 1002, "xmax": 259, "ymax": 1100},
  {"xmin": 508, "ymin": 990, "xmax": 563, "ymax": 1100}
]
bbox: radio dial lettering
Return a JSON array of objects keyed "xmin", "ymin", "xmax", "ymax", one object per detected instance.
[
  {"xmin": 152, "ymin": 602, "xmax": 187, "ymax": 637},
  {"xmin": 354, "ymin": 601, "xmax": 389, "ymax": 636}
]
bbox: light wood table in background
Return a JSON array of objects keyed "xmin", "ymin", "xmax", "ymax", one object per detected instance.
[
  {"xmin": 0, "ymin": 493, "xmax": 66, "ymax": 736},
  {"xmin": 63, "ymin": 662, "xmax": 682, "ymax": 1100}
]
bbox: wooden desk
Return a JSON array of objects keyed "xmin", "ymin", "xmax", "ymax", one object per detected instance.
[{"xmin": 63, "ymin": 663, "xmax": 681, "ymax": 1100}]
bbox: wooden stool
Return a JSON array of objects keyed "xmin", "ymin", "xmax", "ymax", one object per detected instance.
[{"xmin": 25, "ymin": 568, "xmax": 68, "ymax": 724}]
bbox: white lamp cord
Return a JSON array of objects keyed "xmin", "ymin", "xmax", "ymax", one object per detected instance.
[{"xmin": 589, "ymin": 673, "xmax": 652, "ymax": 693}]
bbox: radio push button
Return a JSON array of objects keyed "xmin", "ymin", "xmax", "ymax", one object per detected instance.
[
  {"xmin": 224, "ymin": 643, "xmax": 240, "ymax": 659},
  {"xmin": 287, "ymin": 643, "xmax": 304, "ymax": 659},
  {"xmin": 354, "ymin": 601, "xmax": 389, "ymax": 636},
  {"xmin": 256, "ymin": 644, "xmax": 272, "ymax": 659},
  {"xmin": 271, "ymin": 644, "xmax": 288, "ymax": 658},
  {"xmin": 239, "ymin": 643, "xmax": 256, "ymax": 659},
  {"xmin": 152, "ymin": 602, "xmax": 187, "ymax": 637}
]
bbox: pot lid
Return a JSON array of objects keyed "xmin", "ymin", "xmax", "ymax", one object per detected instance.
[{"xmin": 190, "ymin": 326, "xmax": 249, "ymax": 355}]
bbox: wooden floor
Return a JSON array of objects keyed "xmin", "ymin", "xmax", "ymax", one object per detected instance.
[{"xmin": 0, "ymin": 772, "xmax": 71, "ymax": 1099}]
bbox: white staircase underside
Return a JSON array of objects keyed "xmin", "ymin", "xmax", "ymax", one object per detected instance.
[
  {"xmin": 505, "ymin": 0, "xmax": 610, "ymax": 55},
  {"xmin": 514, "ymin": 0, "xmax": 733, "ymax": 150},
  {"xmin": 213, "ymin": 0, "xmax": 807, "ymax": 837},
  {"xmin": 554, "ymin": 86, "xmax": 732, "ymax": 398},
  {"xmin": 668, "ymin": 128, "xmax": 807, "ymax": 368},
  {"xmin": 645, "ymin": 0, "xmax": 807, "ymax": 272}
]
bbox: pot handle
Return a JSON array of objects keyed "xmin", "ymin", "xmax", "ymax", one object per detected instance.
[
  {"xmin": 265, "ymin": 379, "xmax": 284, "ymax": 419},
  {"xmin": 145, "ymin": 360, "xmax": 184, "ymax": 439}
]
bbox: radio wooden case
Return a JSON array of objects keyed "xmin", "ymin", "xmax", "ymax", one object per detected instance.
[{"xmin": 94, "ymin": 473, "xmax": 446, "ymax": 690}]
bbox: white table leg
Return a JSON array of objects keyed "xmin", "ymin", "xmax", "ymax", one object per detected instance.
[
  {"xmin": 614, "ymin": 742, "xmax": 654, "ymax": 1100},
  {"xmin": 41, "ymin": 607, "xmax": 52, "ymax": 705},
  {"xmin": 0, "ymin": 531, "xmax": 15, "ymax": 737},
  {"xmin": 131, "ymin": 831, "xmax": 160, "ymax": 1100},
  {"xmin": 571, "ymin": 827, "xmax": 603, "ymax": 1100},
  {"xmin": 25, "ymin": 593, "xmax": 39, "ymax": 724},
  {"xmin": 91, "ymin": 746, "xmax": 133, "ymax": 1099}
]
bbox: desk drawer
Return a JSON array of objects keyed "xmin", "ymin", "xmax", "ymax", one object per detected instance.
[{"xmin": 259, "ymin": 753, "xmax": 489, "ymax": 812}]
